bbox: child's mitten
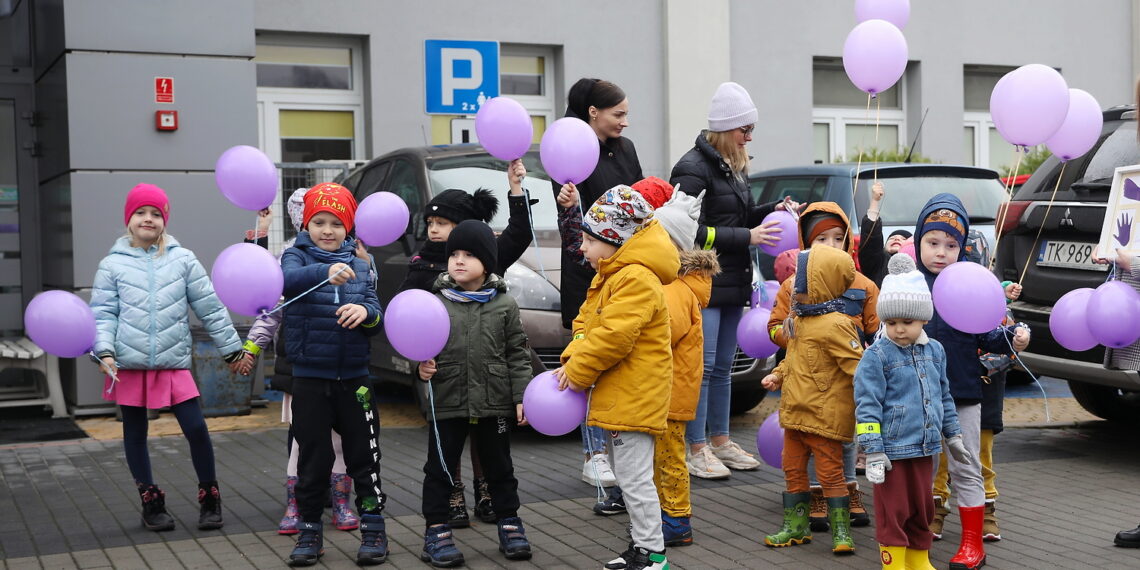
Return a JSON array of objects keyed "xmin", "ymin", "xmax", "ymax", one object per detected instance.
[{"xmin": 865, "ymin": 451, "xmax": 891, "ymax": 484}]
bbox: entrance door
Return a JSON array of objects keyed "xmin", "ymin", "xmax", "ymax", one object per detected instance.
[{"xmin": 0, "ymin": 83, "xmax": 38, "ymax": 336}]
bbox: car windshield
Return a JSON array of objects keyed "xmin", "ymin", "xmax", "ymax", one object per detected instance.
[
  {"xmin": 426, "ymin": 153, "xmax": 558, "ymax": 231},
  {"xmin": 855, "ymin": 175, "xmax": 1007, "ymax": 225}
]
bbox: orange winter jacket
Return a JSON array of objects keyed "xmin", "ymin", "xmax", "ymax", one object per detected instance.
[
  {"xmin": 561, "ymin": 221, "xmax": 679, "ymax": 435},
  {"xmin": 767, "ymin": 201, "xmax": 879, "ymax": 348},
  {"xmin": 663, "ymin": 249, "xmax": 718, "ymax": 421}
]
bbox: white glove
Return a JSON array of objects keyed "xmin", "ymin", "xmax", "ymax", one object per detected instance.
[
  {"xmin": 945, "ymin": 435, "xmax": 977, "ymax": 467},
  {"xmin": 864, "ymin": 451, "xmax": 891, "ymax": 484}
]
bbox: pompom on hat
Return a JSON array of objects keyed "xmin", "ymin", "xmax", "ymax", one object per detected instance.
[
  {"xmin": 877, "ymin": 253, "xmax": 933, "ymax": 321},
  {"xmin": 123, "ymin": 183, "xmax": 171, "ymax": 226},
  {"xmin": 303, "ymin": 182, "xmax": 358, "ymax": 232}
]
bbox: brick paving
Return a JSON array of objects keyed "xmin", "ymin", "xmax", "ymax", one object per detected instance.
[{"xmin": 2, "ymin": 410, "xmax": 1139, "ymax": 569}]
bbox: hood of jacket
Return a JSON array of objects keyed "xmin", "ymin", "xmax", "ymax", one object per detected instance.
[
  {"xmin": 915, "ymin": 193, "xmax": 970, "ymax": 279},
  {"xmin": 797, "ymin": 201, "xmax": 855, "ymax": 255},
  {"xmin": 803, "ymin": 244, "xmax": 856, "ymax": 305},
  {"xmin": 109, "ymin": 234, "xmax": 182, "ymax": 257},
  {"xmin": 596, "ymin": 220, "xmax": 680, "ymax": 286},
  {"xmin": 677, "ymin": 249, "xmax": 719, "ymax": 308}
]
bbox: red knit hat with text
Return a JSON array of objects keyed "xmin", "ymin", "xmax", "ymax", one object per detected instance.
[
  {"xmin": 303, "ymin": 182, "xmax": 358, "ymax": 232},
  {"xmin": 123, "ymin": 183, "xmax": 171, "ymax": 226}
]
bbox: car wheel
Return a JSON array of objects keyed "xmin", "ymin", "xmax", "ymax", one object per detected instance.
[
  {"xmin": 1068, "ymin": 381, "xmax": 1140, "ymax": 424},
  {"xmin": 729, "ymin": 386, "xmax": 768, "ymax": 416}
]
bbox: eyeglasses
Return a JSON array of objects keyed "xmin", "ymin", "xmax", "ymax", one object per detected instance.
[{"xmin": 739, "ymin": 125, "xmax": 755, "ymax": 135}]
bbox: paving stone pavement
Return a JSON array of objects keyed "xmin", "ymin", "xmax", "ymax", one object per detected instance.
[{"xmin": 2, "ymin": 417, "xmax": 1139, "ymax": 568}]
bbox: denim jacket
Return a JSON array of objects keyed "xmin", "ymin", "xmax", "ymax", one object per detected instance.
[{"xmin": 854, "ymin": 331, "xmax": 961, "ymax": 460}]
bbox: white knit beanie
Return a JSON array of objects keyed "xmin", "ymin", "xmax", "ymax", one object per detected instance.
[
  {"xmin": 654, "ymin": 187, "xmax": 704, "ymax": 250},
  {"xmin": 707, "ymin": 82, "xmax": 758, "ymax": 132},
  {"xmin": 877, "ymin": 253, "xmax": 933, "ymax": 321}
]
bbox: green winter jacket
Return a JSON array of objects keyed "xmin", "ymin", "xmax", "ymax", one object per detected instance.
[{"xmin": 422, "ymin": 273, "xmax": 532, "ymax": 420}]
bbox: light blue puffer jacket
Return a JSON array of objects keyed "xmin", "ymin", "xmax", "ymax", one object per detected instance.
[{"xmin": 91, "ymin": 236, "xmax": 241, "ymax": 370}]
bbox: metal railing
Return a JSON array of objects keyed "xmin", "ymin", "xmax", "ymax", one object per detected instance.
[{"xmin": 268, "ymin": 161, "xmax": 363, "ymax": 253}]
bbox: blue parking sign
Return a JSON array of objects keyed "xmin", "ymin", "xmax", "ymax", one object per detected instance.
[{"xmin": 424, "ymin": 40, "xmax": 499, "ymax": 115}]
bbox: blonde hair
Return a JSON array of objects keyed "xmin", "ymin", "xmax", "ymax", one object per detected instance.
[
  {"xmin": 126, "ymin": 230, "xmax": 168, "ymax": 257},
  {"xmin": 706, "ymin": 130, "xmax": 750, "ymax": 177}
]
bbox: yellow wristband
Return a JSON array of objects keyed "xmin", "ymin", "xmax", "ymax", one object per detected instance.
[
  {"xmin": 856, "ymin": 422, "xmax": 881, "ymax": 435},
  {"xmin": 573, "ymin": 333, "xmax": 585, "ymax": 340},
  {"xmin": 769, "ymin": 324, "xmax": 782, "ymax": 341},
  {"xmin": 703, "ymin": 227, "xmax": 716, "ymax": 250},
  {"xmin": 242, "ymin": 340, "xmax": 261, "ymax": 356},
  {"xmin": 361, "ymin": 312, "xmax": 382, "ymax": 328}
]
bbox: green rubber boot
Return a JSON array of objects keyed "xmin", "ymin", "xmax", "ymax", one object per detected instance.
[
  {"xmin": 764, "ymin": 492, "xmax": 813, "ymax": 547},
  {"xmin": 828, "ymin": 495, "xmax": 855, "ymax": 554}
]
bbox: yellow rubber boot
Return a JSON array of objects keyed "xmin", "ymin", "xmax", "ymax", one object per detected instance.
[
  {"xmin": 879, "ymin": 545, "xmax": 906, "ymax": 568},
  {"xmin": 904, "ymin": 547, "xmax": 936, "ymax": 569}
]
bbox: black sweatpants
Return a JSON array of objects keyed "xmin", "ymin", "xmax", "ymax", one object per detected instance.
[
  {"xmin": 423, "ymin": 416, "xmax": 519, "ymax": 526},
  {"xmin": 292, "ymin": 376, "xmax": 386, "ymax": 522}
]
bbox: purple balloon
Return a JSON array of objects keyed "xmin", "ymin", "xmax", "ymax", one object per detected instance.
[
  {"xmin": 842, "ymin": 19, "xmax": 908, "ymax": 94},
  {"xmin": 737, "ymin": 308, "xmax": 779, "ymax": 360},
  {"xmin": 1045, "ymin": 89, "xmax": 1103, "ymax": 162},
  {"xmin": 752, "ymin": 280, "xmax": 780, "ymax": 310},
  {"xmin": 475, "ymin": 97, "xmax": 533, "ymax": 161},
  {"xmin": 931, "ymin": 262, "xmax": 1006, "ymax": 334},
  {"xmin": 1086, "ymin": 280, "xmax": 1140, "ymax": 348},
  {"xmin": 540, "ymin": 117, "xmax": 600, "ymax": 185},
  {"xmin": 855, "ymin": 0, "xmax": 910, "ymax": 29},
  {"xmin": 211, "ymin": 243, "xmax": 283, "ymax": 316},
  {"xmin": 1050, "ymin": 288, "xmax": 1098, "ymax": 351},
  {"xmin": 756, "ymin": 410, "xmax": 784, "ymax": 469},
  {"xmin": 759, "ymin": 210, "xmax": 799, "ymax": 256},
  {"xmin": 990, "ymin": 64, "xmax": 1070, "ymax": 147},
  {"xmin": 24, "ymin": 290, "xmax": 96, "ymax": 358},
  {"xmin": 522, "ymin": 370, "xmax": 588, "ymax": 436},
  {"xmin": 215, "ymin": 145, "xmax": 278, "ymax": 211},
  {"xmin": 384, "ymin": 289, "xmax": 450, "ymax": 361},
  {"xmin": 356, "ymin": 192, "xmax": 410, "ymax": 247}
]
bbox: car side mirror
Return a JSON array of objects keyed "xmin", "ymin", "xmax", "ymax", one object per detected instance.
[{"xmin": 400, "ymin": 232, "xmax": 416, "ymax": 257}]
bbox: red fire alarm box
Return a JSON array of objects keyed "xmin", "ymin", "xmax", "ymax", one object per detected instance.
[{"xmin": 155, "ymin": 110, "xmax": 178, "ymax": 131}]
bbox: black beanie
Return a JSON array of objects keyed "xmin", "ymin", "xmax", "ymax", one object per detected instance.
[
  {"xmin": 446, "ymin": 220, "xmax": 498, "ymax": 275},
  {"xmin": 424, "ymin": 188, "xmax": 499, "ymax": 225},
  {"xmin": 888, "ymin": 229, "xmax": 913, "ymax": 240}
]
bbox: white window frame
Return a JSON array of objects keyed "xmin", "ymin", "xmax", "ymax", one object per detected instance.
[
  {"xmin": 962, "ymin": 112, "xmax": 993, "ymax": 168},
  {"xmin": 499, "ymin": 44, "xmax": 557, "ymax": 133},
  {"xmin": 812, "ymin": 106, "xmax": 906, "ymax": 163}
]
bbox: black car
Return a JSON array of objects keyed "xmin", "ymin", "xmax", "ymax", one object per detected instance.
[{"xmin": 993, "ymin": 104, "xmax": 1140, "ymax": 423}]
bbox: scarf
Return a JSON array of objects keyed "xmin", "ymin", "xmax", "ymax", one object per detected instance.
[
  {"xmin": 441, "ymin": 287, "xmax": 499, "ymax": 304},
  {"xmin": 301, "ymin": 233, "xmax": 357, "ymax": 265},
  {"xmin": 783, "ymin": 298, "xmax": 846, "ymax": 340}
]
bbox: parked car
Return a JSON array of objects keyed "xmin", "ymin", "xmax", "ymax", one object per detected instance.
[
  {"xmin": 338, "ymin": 144, "xmax": 773, "ymax": 413},
  {"xmin": 992, "ymin": 104, "xmax": 1140, "ymax": 423},
  {"xmin": 748, "ymin": 163, "xmax": 1008, "ymax": 280}
]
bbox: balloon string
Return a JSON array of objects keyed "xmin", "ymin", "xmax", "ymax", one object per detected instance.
[
  {"xmin": 520, "ymin": 188, "xmax": 548, "ymax": 281},
  {"xmin": 844, "ymin": 92, "xmax": 874, "ymax": 249},
  {"xmin": 261, "ymin": 266, "xmax": 349, "ymax": 316},
  {"xmin": 1003, "ymin": 333, "xmax": 1051, "ymax": 423},
  {"xmin": 583, "ymin": 387, "xmax": 606, "ymax": 502},
  {"xmin": 873, "ymin": 95, "xmax": 881, "ymax": 188},
  {"xmin": 991, "ymin": 147, "xmax": 1025, "ymax": 270},
  {"xmin": 425, "ymin": 376, "xmax": 456, "ymax": 488},
  {"xmin": 92, "ymin": 350, "xmax": 121, "ymax": 395},
  {"xmin": 1018, "ymin": 162, "xmax": 1067, "ymax": 284}
]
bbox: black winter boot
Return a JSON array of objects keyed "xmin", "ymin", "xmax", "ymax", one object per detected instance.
[
  {"xmin": 137, "ymin": 483, "xmax": 175, "ymax": 531},
  {"xmin": 197, "ymin": 480, "xmax": 224, "ymax": 530},
  {"xmin": 1115, "ymin": 523, "xmax": 1140, "ymax": 548}
]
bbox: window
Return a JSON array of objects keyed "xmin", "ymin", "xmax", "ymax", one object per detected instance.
[
  {"xmin": 963, "ymin": 65, "xmax": 1038, "ymax": 172},
  {"xmin": 812, "ymin": 57, "xmax": 905, "ymax": 163},
  {"xmin": 256, "ymin": 45, "xmax": 353, "ymax": 90},
  {"xmin": 752, "ymin": 177, "xmax": 829, "ymax": 205}
]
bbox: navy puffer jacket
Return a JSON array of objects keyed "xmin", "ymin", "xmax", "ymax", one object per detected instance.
[{"xmin": 282, "ymin": 233, "xmax": 382, "ymax": 380}]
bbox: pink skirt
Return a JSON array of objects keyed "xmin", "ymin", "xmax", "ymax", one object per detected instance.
[{"xmin": 103, "ymin": 369, "xmax": 200, "ymax": 409}]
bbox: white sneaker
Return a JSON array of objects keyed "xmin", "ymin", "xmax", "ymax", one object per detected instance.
[
  {"xmin": 687, "ymin": 445, "xmax": 730, "ymax": 479},
  {"xmin": 582, "ymin": 453, "xmax": 617, "ymax": 487},
  {"xmin": 710, "ymin": 439, "xmax": 762, "ymax": 470}
]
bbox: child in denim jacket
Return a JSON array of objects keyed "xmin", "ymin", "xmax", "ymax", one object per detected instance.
[{"xmin": 854, "ymin": 253, "xmax": 978, "ymax": 570}]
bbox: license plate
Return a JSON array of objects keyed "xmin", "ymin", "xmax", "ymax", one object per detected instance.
[{"xmin": 1036, "ymin": 240, "xmax": 1107, "ymax": 271}]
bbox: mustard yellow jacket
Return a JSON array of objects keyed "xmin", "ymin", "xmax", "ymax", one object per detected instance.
[
  {"xmin": 663, "ymin": 249, "xmax": 718, "ymax": 421},
  {"xmin": 561, "ymin": 221, "xmax": 679, "ymax": 435}
]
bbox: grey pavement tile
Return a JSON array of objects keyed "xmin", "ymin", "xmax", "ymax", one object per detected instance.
[
  {"xmin": 32, "ymin": 553, "xmax": 74, "ymax": 570},
  {"xmin": 4, "ymin": 558, "xmax": 42, "ymax": 570}
]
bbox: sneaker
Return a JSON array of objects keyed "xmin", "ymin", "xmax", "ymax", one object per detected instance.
[
  {"xmin": 687, "ymin": 445, "xmax": 730, "ymax": 479},
  {"xmin": 287, "ymin": 521, "xmax": 323, "ymax": 567},
  {"xmin": 626, "ymin": 546, "xmax": 670, "ymax": 570},
  {"xmin": 662, "ymin": 512, "xmax": 693, "ymax": 547},
  {"xmin": 605, "ymin": 542, "xmax": 637, "ymax": 569},
  {"xmin": 594, "ymin": 486, "xmax": 627, "ymax": 516},
  {"xmin": 446, "ymin": 481, "xmax": 470, "ymax": 528},
  {"xmin": 421, "ymin": 524, "xmax": 464, "ymax": 568},
  {"xmin": 356, "ymin": 513, "xmax": 389, "ymax": 565},
  {"xmin": 496, "ymin": 516, "xmax": 532, "ymax": 560},
  {"xmin": 710, "ymin": 440, "xmax": 761, "ymax": 470},
  {"xmin": 982, "ymin": 501, "xmax": 1002, "ymax": 542},
  {"xmin": 582, "ymin": 453, "xmax": 618, "ymax": 487}
]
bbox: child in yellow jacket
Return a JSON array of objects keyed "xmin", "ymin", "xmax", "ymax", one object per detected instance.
[
  {"xmin": 761, "ymin": 246, "xmax": 864, "ymax": 555},
  {"xmin": 555, "ymin": 184, "xmax": 678, "ymax": 570}
]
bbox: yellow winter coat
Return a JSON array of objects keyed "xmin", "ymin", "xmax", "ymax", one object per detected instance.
[
  {"xmin": 561, "ymin": 221, "xmax": 679, "ymax": 435},
  {"xmin": 771, "ymin": 246, "xmax": 864, "ymax": 442},
  {"xmin": 663, "ymin": 249, "xmax": 719, "ymax": 421}
]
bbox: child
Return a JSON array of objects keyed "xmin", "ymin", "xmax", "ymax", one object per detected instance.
[
  {"xmin": 416, "ymin": 219, "xmax": 533, "ymax": 567},
  {"xmin": 90, "ymin": 183, "xmax": 244, "ymax": 532},
  {"xmin": 400, "ymin": 159, "xmax": 531, "ymax": 526},
  {"xmin": 760, "ymin": 246, "xmax": 863, "ymax": 554},
  {"xmin": 854, "ymin": 253, "xmax": 978, "ymax": 569},
  {"xmin": 767, "ymin": 201, "xmax": 880, "ymax": 530},
  {"xmin": 555, "ymin": 184, "xmax": 678, "ymax": 570},
  {"xmin": 913, "ymin": 193, "xmax": 1029, "ymax": 570},
  {"xmin": 280, "ymin": 182, "xmax": 388, "ymax": 567},
  {"xmin": 858, "ymin": 181, "xmax": 913, "ymax": 286}
]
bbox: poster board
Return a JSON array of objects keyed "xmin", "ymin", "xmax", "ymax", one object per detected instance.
[{"xmin": 1096, "ymin": 164, "xmax": 1140, "ymax": 259}]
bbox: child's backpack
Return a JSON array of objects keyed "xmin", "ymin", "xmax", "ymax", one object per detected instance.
[{"xmin": 964, "ymin": 229, "xmax": 991, "ymax": 267}]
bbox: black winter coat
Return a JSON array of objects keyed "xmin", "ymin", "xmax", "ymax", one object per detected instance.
[
  {"xmin": 670, "ymin": 132, "xmax": 777, "ymax": 307},
  {"xmin": 551, "ymin": 135, "xmax": 644, "ymax": 328}
]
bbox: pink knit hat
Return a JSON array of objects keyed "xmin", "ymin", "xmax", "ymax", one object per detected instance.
[{"xmin": 123, "ymin": 183, "xmax": 171, "ymax": 226}]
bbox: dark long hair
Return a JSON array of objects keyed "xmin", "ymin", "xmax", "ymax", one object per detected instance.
[{"xmin": 566, "ymin": 78, "xmax": 626, "ymax": 121}]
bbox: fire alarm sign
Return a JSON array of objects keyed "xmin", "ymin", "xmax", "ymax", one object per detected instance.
[{"xmin": 155, "ymin": 77, "xmax": 174, "ymax": 104}]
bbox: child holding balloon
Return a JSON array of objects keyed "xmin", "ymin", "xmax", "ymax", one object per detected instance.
[
  {"xmin": 760, "ymin": 246, "xmax": 863, "ymax": 555},
  {"xmin": 854, "ymin": 252, "xmax": 976, "ymax": 570},
  {"xmin": 415, "ymin": 219, "xmax": 533, "ymax": 567},
  {"xmin": 280, "ymin": 182, "xmax": 388, "ymax": 567},
  {"xmin": 90, "ymin": 183, "xmax": 244, "ymax": 532},
  {"xmin": 912, "ymin": 194, "xmax": 1029, "ymax": 570}
]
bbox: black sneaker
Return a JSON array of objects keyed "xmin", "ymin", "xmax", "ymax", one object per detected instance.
[
  {"xmin": 496, "ymin": 516, "xmax": 532, "ymax": 560},
  {"xmin": 604, "ymin": 541, "xmax": 636, "ymax": 569},
  {"xmin": 594, "ymin": 486, "xmax": 627, "ymax": 516}
]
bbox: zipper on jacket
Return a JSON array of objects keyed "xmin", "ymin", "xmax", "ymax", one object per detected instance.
[{"xmin": 148, "ymin": 252, "xmax": 157, "ymax": 369}]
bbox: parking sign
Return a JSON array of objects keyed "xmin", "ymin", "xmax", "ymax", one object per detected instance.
[{"xmin": 424, "ymin": 39, "xmax": 499, "ymax": 115}]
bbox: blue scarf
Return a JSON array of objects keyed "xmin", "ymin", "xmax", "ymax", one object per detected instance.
[
  {"xmin": 441, "ymin": 287, "xmax": 498, "ymax": 304},
  {"xmin": 300, "ymin": 232, "xmax": 357, "ymax": 265},
  {"xmin": 793, "ymin": 298, "xmax": 846, "ymax": 317}
]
